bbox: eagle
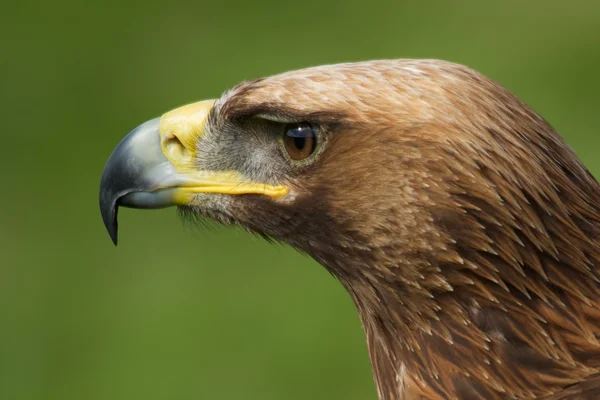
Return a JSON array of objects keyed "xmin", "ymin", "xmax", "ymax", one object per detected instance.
[{"xmin": 100, "ymin": 59, "xmax": 600, "ymax": 399}]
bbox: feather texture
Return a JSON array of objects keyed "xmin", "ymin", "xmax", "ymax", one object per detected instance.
[{"xmin": 210, "ymin": 60, "xmax": 600, "ymax": 399}]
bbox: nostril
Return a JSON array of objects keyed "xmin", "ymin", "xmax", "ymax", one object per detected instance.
[{"xmin": 164, "ymin": 134, "xmax": 187, "ymax": 160}]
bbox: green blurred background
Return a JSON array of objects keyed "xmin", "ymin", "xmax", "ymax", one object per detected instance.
[{"xmin": 1, "ymin": 1, "xmax": 599, "ymax": 399}]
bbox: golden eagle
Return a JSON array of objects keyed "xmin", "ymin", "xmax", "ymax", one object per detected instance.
[{"xmin": 100, "ymin": 60, "xmax": 600, "ymax": 399}]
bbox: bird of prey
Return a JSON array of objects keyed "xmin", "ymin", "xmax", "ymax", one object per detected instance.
[{"xmin": 100, "ymin": 60, "xmax": 600, "ymax": 399}]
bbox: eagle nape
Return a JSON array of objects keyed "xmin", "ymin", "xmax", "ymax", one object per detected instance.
[{"xmin": 99, "ymin": 60, "xmax": 600, "ymax": 400}]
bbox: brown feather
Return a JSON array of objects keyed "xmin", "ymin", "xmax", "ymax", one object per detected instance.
[{"xmin": 213, "ymin": 60, "xmax": 600, "ymax": 399}]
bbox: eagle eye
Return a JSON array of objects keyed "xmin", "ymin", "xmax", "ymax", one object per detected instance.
[{"xmin": 282, "ymin": 123, "xmax": 317, "ymax": 161}]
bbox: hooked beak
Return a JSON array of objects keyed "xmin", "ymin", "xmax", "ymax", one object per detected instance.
[{"xmin": 99, "ymin": 100, "xmax": 288, "ymax": 245}]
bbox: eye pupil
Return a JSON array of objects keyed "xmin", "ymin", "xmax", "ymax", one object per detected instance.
[
  {"xmin": 283, "ymin": 123, "xmax": 317, "ymax": 161},
  {"xmin": 293, "ymin": 136, "xmax": 306, "ymax": 150}
]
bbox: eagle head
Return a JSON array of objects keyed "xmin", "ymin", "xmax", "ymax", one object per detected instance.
[{"xmin": 100, "ymin": 60, "xmax": 600, "ymax": 399}]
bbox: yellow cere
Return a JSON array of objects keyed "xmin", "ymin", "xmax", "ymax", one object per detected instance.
[
  {"xmin": 158, "ymin": 99, "xmax": 289, "ymax": 200},
  {"xmin": 159, "ymin": 99, "xmax": 216, "ymax": 171}
]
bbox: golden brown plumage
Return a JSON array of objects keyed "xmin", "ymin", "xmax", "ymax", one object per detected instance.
[{"xmin": 100, "ymin": 59, "xmax": 600, "ymax": 399}]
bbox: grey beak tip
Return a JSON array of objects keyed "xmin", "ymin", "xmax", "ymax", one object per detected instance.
[
  {"xmin": 99, "ymin": 117, "xmax": 162, "ymax": 245},
  {"xmin": 100, "ymin": 184, "xmax": 119, "ymax": 246},
  {"xmin": 106, "ymin": 211, "xmax": 119, "ymax": 246}
]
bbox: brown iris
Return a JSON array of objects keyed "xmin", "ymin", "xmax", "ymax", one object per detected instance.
[{"xmin": 283, "ymin": 123, "xmax": 317, "ymax": 161}]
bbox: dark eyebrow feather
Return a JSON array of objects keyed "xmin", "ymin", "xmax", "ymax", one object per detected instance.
[{"xmin": 223, "ymin": 101, "xmax": 350, "ymax": 127}]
